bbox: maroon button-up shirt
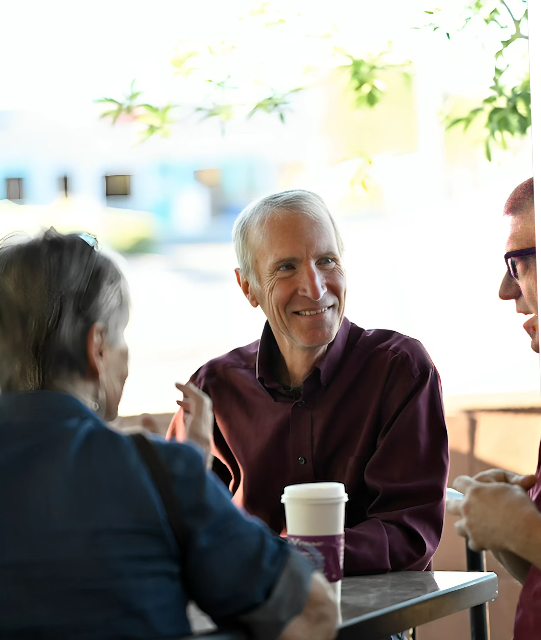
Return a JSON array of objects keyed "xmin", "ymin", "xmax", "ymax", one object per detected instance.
[
  {"xmin": 190, "ymin": 318, "xmax": 449, "ymax": 575},
  {"xmin": 513, "ymin": 441, "xmax": 541, "ymax": 638}
]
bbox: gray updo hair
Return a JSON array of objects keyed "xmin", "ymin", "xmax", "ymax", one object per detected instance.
[
  {"xmin": 0, "ymin": 228, "xmax": 128, "ymax": 392},
  {"xmin": 232, "ymin": 189, "xmax": 345, "ymax": 284}
]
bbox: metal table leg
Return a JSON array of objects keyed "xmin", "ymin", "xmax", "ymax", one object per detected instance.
[{"xmin": 466, "ymin": 542, "xmax": 490, "ymax": 640}]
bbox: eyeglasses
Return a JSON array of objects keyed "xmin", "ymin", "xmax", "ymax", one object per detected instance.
[
  {"xmin": 0, "ymin": 230, "xmax": 31, "ymax": 248},
  {"xmin": 77, "ymin": 232, "xmax": 99, "ymax": 313},
  {"xmin": 504, "ymin": 247, "xmax": 536, "ymax": 281}
]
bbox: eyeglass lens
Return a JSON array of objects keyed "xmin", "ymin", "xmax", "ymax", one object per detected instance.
[{"xmin": 507, "ymin": 254, "xmax": 535, "ymax": 281}]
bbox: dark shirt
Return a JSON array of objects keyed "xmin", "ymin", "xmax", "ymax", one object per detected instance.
[
  {"xmin": 513, "ymin": 440, "xmax": 541, "ymax": 639},
  {"xmin": 0, "ymin": 391, "xmax": 313, "ymax": 640},
  {"xmin": 190, "ymin": 318, "xmax": 449, "ymax": 575}
]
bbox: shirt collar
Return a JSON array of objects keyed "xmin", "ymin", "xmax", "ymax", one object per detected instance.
[
  {"xmin": 256, "ymin": 322, "xmax": 285, "ymax": 391},
  {"xmin": 317, "ymin": 316, "xmax": 350, "ymax": 387},
  {"xmin": 256, "ymin": 317, "xmax": 351, "ymax": 392}
]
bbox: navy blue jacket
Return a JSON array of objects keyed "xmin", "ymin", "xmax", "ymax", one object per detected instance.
[{"xmin": 0, "ymin": 391, "xmax": 312, "ymax": 639}]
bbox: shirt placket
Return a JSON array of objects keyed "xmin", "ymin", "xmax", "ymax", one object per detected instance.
[{"xmin": 289, "ymin": 398, "xmax": 314, "ymax": 482}]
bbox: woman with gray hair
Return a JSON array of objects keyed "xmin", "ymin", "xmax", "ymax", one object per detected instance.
[{"xmin": 0, "ymin": 229, "xmax": 336, "ymax": 640}]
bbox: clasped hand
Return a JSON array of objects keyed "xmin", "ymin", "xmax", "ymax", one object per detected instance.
[{"xmin": 446, "ymin": 469, "xmax": 538, "ymax": 552}]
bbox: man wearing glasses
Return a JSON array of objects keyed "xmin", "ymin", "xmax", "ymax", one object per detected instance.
[{"xmin": 448, "ymin": 177, "xmax": 541, "ymax": 639}]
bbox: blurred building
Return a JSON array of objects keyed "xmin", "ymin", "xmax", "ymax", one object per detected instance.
[{"xmin": 0, "ymin": 109, "xmax": 278, "ymax": 244}]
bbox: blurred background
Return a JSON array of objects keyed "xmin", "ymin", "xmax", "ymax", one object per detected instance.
[{"xmin": 0, "ymin": 1, "xmax": 537, "ymax": 637}]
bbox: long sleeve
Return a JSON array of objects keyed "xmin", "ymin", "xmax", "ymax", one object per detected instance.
[
  {"xmin": 344, "ymin": 362, "xmax": 449, "ymax": 574},
  {"xmin": 153, "ymin": 439, "xmax": 315, "ymax": 638}
]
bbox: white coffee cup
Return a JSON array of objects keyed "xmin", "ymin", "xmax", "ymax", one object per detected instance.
[{"xmin": 281, "ymin": 482, "xmax": 348, "ymax": 606}]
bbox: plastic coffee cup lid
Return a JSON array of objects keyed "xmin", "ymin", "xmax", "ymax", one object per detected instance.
[{"xmin": 281, "ymin": 482, "xmax": 348, "ymax": 503}]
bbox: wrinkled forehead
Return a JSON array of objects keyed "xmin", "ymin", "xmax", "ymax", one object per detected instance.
[
  {"xmin": 253, "ymin": 207, "xmax": 336, "ymax": 245},
  {"xmin": 503, "ymin": 208, "xmax": 536, "ymax": 252}
]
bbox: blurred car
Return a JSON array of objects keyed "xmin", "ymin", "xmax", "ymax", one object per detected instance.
[{"xmin": 0, "ymin": 195, "xmax": 157, "ymax": 253}]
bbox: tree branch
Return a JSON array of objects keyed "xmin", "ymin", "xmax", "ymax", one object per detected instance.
[
  {"xmin": 499, "ymin": 0, "xmax": 517, "ymax": 23},
  {"xmin": 499, "ymin": 0, "xmax": 528, "ymax": 42}
]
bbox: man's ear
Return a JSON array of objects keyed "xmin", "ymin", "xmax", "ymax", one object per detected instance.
[
  {"xmin": 235, "ymin": 268, "xmax": 259, "ymax": 308},
  {"xmin": 86, "ymin": 323, "xmax": 107, "ymax": 380}
]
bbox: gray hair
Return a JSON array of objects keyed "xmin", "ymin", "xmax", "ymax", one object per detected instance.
[
  {"xmin": 232, "ymin": 189, "xmax": 345, "ymax": 283},
  {"xmin": 0, "ymin": 228, "xmax": 128, "ymax": 392}
]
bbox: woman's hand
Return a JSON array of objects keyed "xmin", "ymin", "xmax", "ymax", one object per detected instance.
[{"xmin": 167, "ymin": 382, "xmax": 214, "ymax": 470}]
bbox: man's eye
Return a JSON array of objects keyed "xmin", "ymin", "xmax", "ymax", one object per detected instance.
[
  {"xmin": 514, "ymin": 256, "xmax": 534, "ymax": 279},
  {"xmin": 278, "ymin": 264, "xmax": 294, "ymax": 271},
  {"xmin": 510, "ymin": 259, "xmax": 519, "ymax": 278},
  {"xmin": 320, "ymin": 258, "xmax": 335, "ymax": 265}
]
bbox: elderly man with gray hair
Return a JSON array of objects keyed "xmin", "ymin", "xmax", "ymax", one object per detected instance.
[{"xmin": 169, "ymin": 189, "xmax": 449, "ymax": 577}]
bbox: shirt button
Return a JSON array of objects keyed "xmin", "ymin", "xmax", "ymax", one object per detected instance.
[
  {"xmin": 298, "ymin": 456, "xmax": 306, "ymax": 465},
  {"xmin": 297, "ymin": 401, "xmax": 306, "ymax": 407}
]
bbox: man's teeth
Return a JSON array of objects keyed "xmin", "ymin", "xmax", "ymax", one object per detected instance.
[{"xmin": 297, "ymin": 307, "xmax": 329, "ymax": 316}]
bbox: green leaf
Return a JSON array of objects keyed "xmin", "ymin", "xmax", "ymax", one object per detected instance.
[
  {"xmin": 485, "ymin": 137, "xmax": 492, "ymax": 161},
  {"xmin": 95, "ymin": 98, "xmax": 121, "ymax": 105},
  {"xmin": 140, "ymin": 104, "xmax": 159, "ymax": 114},
  {"xmin": 171, "ymin": 51, "xmax": 198, "ymax": 70},
  {"xmin": 99, "ymin": 109, "xmax": 119, "ymax": 119},
  {"xmin": 366, "ymin": 91, "xmax": 378, "ymax": 106},
  {"xmin": 446, "ymin": 117, "xmax": 468, "ymax": 129},
  {"xmin": 462, "ymin": 117, "xmax": 476, "ymax": 131}
]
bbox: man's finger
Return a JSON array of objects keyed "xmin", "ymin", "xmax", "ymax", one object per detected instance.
[
  {"xmin": 454, "ymin": 519, "xmax": 468, "ymax": 539},
  {"xmin": 512, "ymin": 474, "xmax": 538, "ymax": 490},
  {"xmin": 473, "ymin": 469, "xmax": 507, "ymax": 484},
  {"xmin": 176, "ymin": 381, "xmax": 200, "ymax": 398},
  {"xmin": 176, "ymin": 382, "xmax": 212, "ymax": 411},
  {"xmin": 453, "ymin": 475, "xmax": 475, "ymax": 494},
  {"xmin": 467, "ymin": 537, "xmax": 485, "ymax": 553},
  {"xmin": 176, "ymin": 399, "xmax": 193, "ymax": 412},
  {"xmin": 446, "ymin": 498, "xmax": 463, "ymax": 516}
]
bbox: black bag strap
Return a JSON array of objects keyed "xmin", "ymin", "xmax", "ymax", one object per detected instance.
[{"xmin": 130, "ymin": 432, "xmax": 188, "ymax": 567}]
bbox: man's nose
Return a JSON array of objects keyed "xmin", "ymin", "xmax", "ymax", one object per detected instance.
[
  {"xmin": 299, "ymin": 265, "xmax": 327, "ymax": 300},
  {"xmin": 499, "ymin": 271, "xmax": 522, "ymax": 301}
]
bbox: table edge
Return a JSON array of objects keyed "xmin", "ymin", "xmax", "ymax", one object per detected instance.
[{"xmin": 339, "ymin": 571, "xmax": 498, "ymax": 631}]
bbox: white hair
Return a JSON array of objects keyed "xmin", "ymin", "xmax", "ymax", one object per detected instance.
[{"xmin": 232, "ymin": 189, "xmax": 344, "ymax": 283}]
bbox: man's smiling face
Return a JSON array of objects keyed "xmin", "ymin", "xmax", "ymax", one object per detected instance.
[
  {"xmin": 499, "ymin": 205, "xmax": 538, "ymax": 353},
  {"xmin": 244, "ymin": 210, "xmax": 346, "ymax": 354}
]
